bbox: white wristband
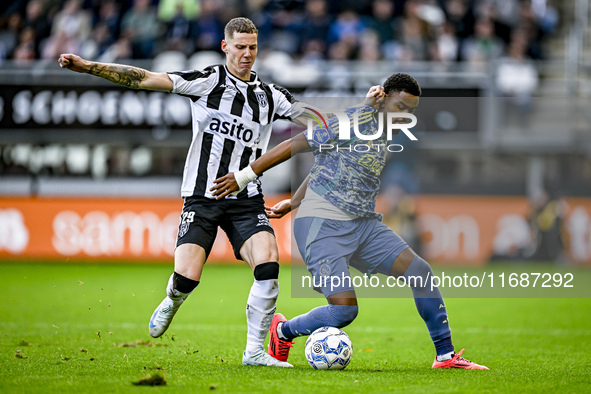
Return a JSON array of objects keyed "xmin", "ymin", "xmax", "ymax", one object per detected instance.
[{"xmin": 234, "ymin": 165, "xmax": 257, "ymax": 192}]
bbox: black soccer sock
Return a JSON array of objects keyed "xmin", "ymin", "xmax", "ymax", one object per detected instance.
[
  {"xmin": 253, "ymin": 262, "xmax": 280, "ymax": 280},
  {"xmin": 404, "ymin": 256, "xmax": 454, "ymax": 356},
  {"xmin": 172, "ymin": 272, "xmax": 199, "ymax": 294}
]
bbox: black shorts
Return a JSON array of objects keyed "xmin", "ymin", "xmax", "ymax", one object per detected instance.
[{"xmin": 176, "ymin": 194, "xmax": 275, "ymax": 260}]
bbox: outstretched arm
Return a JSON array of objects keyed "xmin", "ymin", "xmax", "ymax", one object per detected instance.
[
  {"xmin": 211, "ymin": 133, "xmax": 310, "ymax": 199},
  {"xmin": 289, "ymin": 85, "xmax": 385, "ymax": 127},
  {"xmin": 290, "ymin": 106, "xmax": 334, "ymax": 127},
  {"xmin": 265, "ymin": 174, "xmax": 310, "ymax": 219},
  {"xmin": 290, "ymin": 173, "xmax": 309, "ymax": 209},
  {"xmin": 58, "ymin": 53, "xmax": 173, "ymax": 92}
]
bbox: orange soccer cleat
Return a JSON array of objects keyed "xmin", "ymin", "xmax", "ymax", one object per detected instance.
[
  {"xmin": 432, "ymin": 349, "xmax": 489, "ymax": 370},
  {"xmin": 268, "ymin": 313, "xmax": 294, "ymax": 362}
]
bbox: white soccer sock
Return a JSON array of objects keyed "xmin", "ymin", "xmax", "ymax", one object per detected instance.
[
  {"xmin": 245, "ymin": 278, "xmax": 279, "ymax": 356},
  {"xmin": 276, "ymin": 322, "xmax": 289, "ymax": 340},
  {"xmin": 436, "ymin": 351, "xmax": 455, "ymax": 361},
  {"xmin": 165, "ymin": 273, "xmax": 191, "ymax": 303}
]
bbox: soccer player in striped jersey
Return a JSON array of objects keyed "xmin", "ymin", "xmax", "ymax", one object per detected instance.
[
  {"xmin": 212, "ymin": 74, "xmax": 489, "ymax": 369},
  {"xmin": 58, "ymin": 17, "xmax": 320, "ymax": 368}
]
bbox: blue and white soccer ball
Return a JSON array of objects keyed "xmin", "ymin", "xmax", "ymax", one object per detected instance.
[{"xmin": 304, "ymin": 326, "xmax": 353, "ymax": 370}]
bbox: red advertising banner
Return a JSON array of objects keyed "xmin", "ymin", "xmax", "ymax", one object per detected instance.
[
  {"xmin": 0, "ymin": 196, "xmax": 292, "ymax": 263},
  {"xmin": 0, "ymin": 196, "xmax": 589, "ymax": 264}
]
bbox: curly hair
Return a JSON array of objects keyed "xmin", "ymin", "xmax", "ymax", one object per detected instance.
[
  {"xmin": 383, "ymin": 73, "xmax": 421, "ymax": 96},
  {"xmin": 224, "ymin": 17, "xmax": 258, "ymax": 39}
]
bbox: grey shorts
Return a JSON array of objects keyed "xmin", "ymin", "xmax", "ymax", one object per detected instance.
[{"xmin": 294, "ymin": 217, "xmax": 409, "ymax": 297}]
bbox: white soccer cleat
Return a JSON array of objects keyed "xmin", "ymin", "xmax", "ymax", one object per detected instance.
[
  {"xmin": 149, "ymin": 296, "xmax": 183, "ymax": 338},
  {"xmin": 242, "ymin": 350, "xmax": 294, "ymax": 367}
]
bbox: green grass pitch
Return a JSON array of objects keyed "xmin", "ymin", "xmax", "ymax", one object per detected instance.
[{"xmin": 0, "ymin": 262, "xmax": 590, "ymax": 393}]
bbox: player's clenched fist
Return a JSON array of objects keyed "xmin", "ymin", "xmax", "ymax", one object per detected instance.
[
  {"xmin": 366, "ymin": 85, "xmax": 385, "ymax": 98},
  {"xmin": 363, "ymin": 85, "xmax": 386, "ymax": 108},
  {"xmin": 58, "ymin": 53, "xmax": 89, "ymax": 73}
]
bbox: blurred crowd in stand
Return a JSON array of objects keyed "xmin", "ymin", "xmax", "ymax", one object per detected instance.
[{"xmin": 0, "ymin": 0, "xmax": 558, "ymax": 64}]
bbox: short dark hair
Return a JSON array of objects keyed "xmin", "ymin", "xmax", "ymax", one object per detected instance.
[
  {"xmin": 224, "ymin": 17, "xmax": 258, "ymax": 39},
  {"xmin": 383, "ymin": 73, "xmax": 421, "ymax": 96}
]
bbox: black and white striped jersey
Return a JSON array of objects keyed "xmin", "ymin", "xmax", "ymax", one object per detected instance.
[{"xmin": 168, "ymin": 64, "xmax": 305, "ymax": 199}]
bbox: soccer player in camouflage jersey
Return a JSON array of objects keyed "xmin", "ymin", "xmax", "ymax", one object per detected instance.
[
  {"xmin": 304, "ymin": 104, "xmax": 388, "ymax": 220},
  {"xmin": 212, "ymin": 73, "xmax": 488, "ymax": 369}
]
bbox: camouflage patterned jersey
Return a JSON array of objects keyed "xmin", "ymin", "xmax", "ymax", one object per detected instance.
[{"xmin": 304, "ymin": 104, "xmax": 388, "ymax": 220}]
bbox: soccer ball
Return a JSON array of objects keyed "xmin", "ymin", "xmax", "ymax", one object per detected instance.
[{"xmin": 304, "ymin": 326, "xmax": 353, "ymax": 370}]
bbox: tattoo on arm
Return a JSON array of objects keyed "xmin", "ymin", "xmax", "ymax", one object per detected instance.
[{"xmin": 87, "ymin": 63, "xmax": 146, "ymax": 89}]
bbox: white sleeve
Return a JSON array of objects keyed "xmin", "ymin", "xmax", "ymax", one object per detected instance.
[
  {"xmin": 270, "ymin": 84, "xmax": 306, "ymax": 121},
  {"xmin": 167, "ymin": 66, "xmax": 219, "ymax": 96}
]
